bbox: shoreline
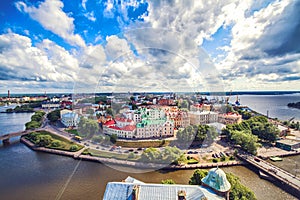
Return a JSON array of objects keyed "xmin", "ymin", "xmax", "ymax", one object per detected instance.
[{"xmin": 20, "ymin": 136, "xmax": 243, "ymax": 170}]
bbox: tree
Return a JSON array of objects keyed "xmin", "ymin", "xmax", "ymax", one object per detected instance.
[
  {"xmin": 128, "ymin": 152, "xmax": 135, "ymax": 159},
  {"xmin": 77, "ymin": 117, "xmax": 100, "ymax": 138},
  {"xmin": 230, "ymin": 130, "xmax": 259, "ymax": 154},
  {"xmin": 92, "ymin": 135, "xmax": 104, "ymax": 143},
  {"xmin": 25, "ymin": 121, "xmax": 41, "ymax": 130},
  {"xmin": 140, "ymin": 147, "xmax": 162, "ymax": 163},
  {"xmin": 177, "ymin": 126, "xmax": 197, "ymax": 147},
  {"xmin": 189, "ymin": 169, "xmax": 208, "ymax": 185},
  {"xmin": 47, "ymin": 109, "xmax": 60, "ymax": 122},
  {"xmin": 110, "ymin": 134, "xmax": 118, "ymax": 144},
  {"xmin": 161, "ymin": 179, "xmax": 175, "ymax": 184},
  {"xmin": 51, "ymin": 140, "xmax": 62, "ymax": 148},
  {"xmin": 106, "ymin": 108, "xmax": 113, "ymax": 116},
  {"xmin": 36, "ymin": 135, "xmax": 53, "ymax": 147},
  {"xmin": 226, "ymin": 173, "xmax": 257, "ymax": 200},
  {"xmin": 69, "ymin": 145, "xmax": 79, "ymax": 151}
]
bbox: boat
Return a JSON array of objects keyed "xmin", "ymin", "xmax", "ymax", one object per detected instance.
[
  {"xmin": 270, "ymin": 156, "xmax": 283, "ymax": 162},
  {"xmin": 259, "ymin": 170, "xmax": 276, "ymax": 181}
]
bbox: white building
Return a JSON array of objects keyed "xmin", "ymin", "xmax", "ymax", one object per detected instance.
[
  {"xmin": 103, "ymin": 119, "xmax": 136, "ymax": 139},
  {"xmin": 189, "ymin": 111, "xmax": 218, "ymax": 125},
  {"xmin": 61, "ymin": 112, "xmax": 79, "ymax": 127},
  {"xmin": 136, "ymin": 118, "xmax": 174, "ymax": 139}
]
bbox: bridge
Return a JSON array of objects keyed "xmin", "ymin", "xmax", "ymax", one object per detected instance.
[
  {"xmin": 0, "ymin": 130, "xmax": 32, "ymax": 144},
  {"xmin": 238, "ymin": 154, "xmax": 300, "ymax": 198}
]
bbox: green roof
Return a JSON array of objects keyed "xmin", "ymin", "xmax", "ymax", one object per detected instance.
[
  {"xmin": 201, "ymin": 167, "xmax": 231, "ymax": 192},
  {"xmin": 136, "ymin": 118, "xmax": 168, "ymax": 128}
]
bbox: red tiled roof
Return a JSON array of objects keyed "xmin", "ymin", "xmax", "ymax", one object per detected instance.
[
  {"xmin": 103, "ymin": 120, "xmax": 116, "ymax": 126},
  {"xmin": 115, "ymin": 117, "xmax": 133, "ymax": 123},
  {"xmin": 108, "ymin": 125, "xmax": 136, "ymax": 131}
]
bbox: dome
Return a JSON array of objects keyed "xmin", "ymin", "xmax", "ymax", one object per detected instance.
[{"xmin": 201, "ymin": 167, "xmax": 231, "ymax": 192}]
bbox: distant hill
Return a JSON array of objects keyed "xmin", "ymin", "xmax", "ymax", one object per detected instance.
[{"xmin": 287, "ymin": 102, "xmax": 300, "ymax": 109}]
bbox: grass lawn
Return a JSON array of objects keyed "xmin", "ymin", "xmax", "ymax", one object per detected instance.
[
  {"xmin": 26, "ymin": 131, "xmax": 83, "ymax": 151},
  {"xmin": 85, "ymin": 148, "xmax": 140, "ymax": 161},
  {"xmin": 64, "ymin": 129, "xmax": 81, "ymax": 136},
  {"xmin": 115, "ymin": 139, "xmax": 170, "ymax": 148}
]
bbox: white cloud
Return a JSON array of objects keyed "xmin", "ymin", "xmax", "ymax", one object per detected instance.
[
  {"xmin": 0, "ymin": 32, "xmax": 78, "ymax": 84},
  {"xmin": 105, "ymin": 35, "xmax": 132, "ymax": 60},
  {"xmin": 84, "ymin": 11, "xmax": 96, "ymax": 22},
  {"xmin": 15, "ymin": 0, "xmax": 86, "ymax": 47},
  {"xmin": 216, "ymin": 0, "xmax": 300, "ymax": 90}
]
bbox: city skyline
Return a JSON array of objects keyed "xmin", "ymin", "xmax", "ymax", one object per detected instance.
[{"xmin": 0, "ymin": 0, "xmax": 299, "ymax": 93}]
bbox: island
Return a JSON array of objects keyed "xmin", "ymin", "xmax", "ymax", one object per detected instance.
[{"xmin": 287, "ymin": 102, "xmax": 300, "ymax": 109}]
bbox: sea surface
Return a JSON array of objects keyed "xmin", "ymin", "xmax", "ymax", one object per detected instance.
[
  {"xmin": 0, "ymin": 95, "xmax": 299, "ymax": 200},
  {"xmin": 238, "ymin": 94, "xmax": 300, "ymax": 121}
]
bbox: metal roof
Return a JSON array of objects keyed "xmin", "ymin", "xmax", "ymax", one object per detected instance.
[{"xmin": 103, "ymin": 176, "xmax": 225, "ymax": 200}]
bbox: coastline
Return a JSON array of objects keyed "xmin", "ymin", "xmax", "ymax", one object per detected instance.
[{"xmin": 20, "ymin": 136, "xmax": 243, "ymax": 170}]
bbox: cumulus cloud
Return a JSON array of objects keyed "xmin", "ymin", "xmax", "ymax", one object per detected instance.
[
  {"xmin": 15, "ymin": 0, "xmax": 86, "ymax": 47},
  {"xmin": 217, "ymin": 0, "xmax": 300, "ymax": 90},
  {"xmin": 0, "ymin": 32, "xmax": 78, "ymax": 84}
]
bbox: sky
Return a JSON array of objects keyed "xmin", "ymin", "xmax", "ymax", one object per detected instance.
[{"xmin": 0, "ymin": 0, "xmax": 299, "ymax": 94}]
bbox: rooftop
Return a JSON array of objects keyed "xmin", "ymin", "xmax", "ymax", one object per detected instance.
[
  {"xmin": 103, "ymin": 176, "xmax": 224, "ymax": 200},
  {"xmin": 201, "ymin": 167, "xmax": 231, "ymax": 193}
]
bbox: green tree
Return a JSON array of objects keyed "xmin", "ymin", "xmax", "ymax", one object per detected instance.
[
  {"xmin": 25, "ymin": 121, "xmax": 41, "ymax": 130},
  {"xmin": 77, "ymin": 117, "xmax": 100, "ymax": 138},
  {"xmin": 92, "ymin": 135, "xmax": 104, "ymax": 143},
  {"xmin": 128, "ymin": 152, "xmax": 135, "ymax": 159},
  {"xmin": 36, "ymin": 135, "xmax": 53, "ymax": 147},
  {"xmin": 47, "ymin": 109, "xmax": 60, "ymax": 122},
  {"xmin": 51, "ymin": 140, "xmax": 62, "ymax": 148},
  {"xmin": 189, "ymin": 169, "xmax": 208, "ymax": 185},
  {"xmin": 161, "ymin": 179, "xmax": 176, "ymax": 184},
  {"xmin": 69, "ymin": 145, "xmax": 79, "ymax": 151},
  {"xmin": 226, "ymin": 173, "xmax": 257, "ymax": 200},
  {"xmin": 110, "ymin": 134, "xmax": 118, "ymax": 144},
  {"xmin": 176, "ymin": 126, "xmax": 196, "ymax": 147}
]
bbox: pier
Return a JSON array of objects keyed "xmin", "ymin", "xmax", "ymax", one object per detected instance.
[{"xmin": 238, "ymin": 154, "xmax": 300, "ymax": 198}]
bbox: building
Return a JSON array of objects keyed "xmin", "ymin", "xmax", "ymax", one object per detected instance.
[
  {"xmin": 158, "ymin": 98, "xmax": 175, "ymax": 106},
  {"xmin": 189, "ymin": 111, "xmax": 218, "ymax": 125},
  {"xmin": 103, "ymin": 118, "xmax": 136, "ymax": 139},
  {"xmin": 218, "ymin": 113, "xmax": 242, "ymax": 124},
  {"xmin": 136, "ymin": 118, "xmax": 174, "ymax": 139},
  {"xmin": 103, "ymin": 176, "xmax": 225, "ymax": 200},
  {"xmin": 275, "ymin": 139, "xmax": 300, "ymax": 151},
  {"xmin": 41, "ymin": 102, "xmax": 60, "ymax": 109},
  {"xmin": 201, "ymin": 167, "xmax": 231, "ymax": 200},
  {"xmin": 60, "ymin": 111, "xmax": 79, "ymax": 127},
  {"xmin": 190, "ymin": 104, "xmax": 212, "ymax": 112},
  {"xmin": 165, "ymin": 107, "xmax": 190, "ymax": 128}
]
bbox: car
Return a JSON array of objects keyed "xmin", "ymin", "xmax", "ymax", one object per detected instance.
[
  {"xmin": 128, "ymin": 149, "xmax": 134, "ymax": 152},
  {"xmin": 215, "ymin": 153, "xmax": 220, "ymax": 158},
  {"xmin": 254, "ymin": 157, "xmax": 260, "ymax": 162},
  {"xmin": 193, "ymin": 151, "xmax": 198, "ymax": 154},
  {"xmin": 212, "ymin": 153, "xmax": 216, "ymax": 158},
  {"xmin": 96, "ymin": 146, "xmax": 99, "ymax": 149},
  {"xmin": 187, "ymin": 151, "xmax": 193, "ymax": 154},
  {"xmin": 134, "ymin": 151, "xmax": 139, "ymax": 154},
  {"xmin": 124, "ymin": 150, "xmax": 129, "ymax": 153},
  {"xmin": 137, "ymin": 147, "xmax": 143, "ymax": 151},
  {"xmin": 220, "ymin": 152, "xmax": 225, "ymax": 157},
  {"xmin": 225, "ymin": 152, "xmax": 230, "ymax": 157}
]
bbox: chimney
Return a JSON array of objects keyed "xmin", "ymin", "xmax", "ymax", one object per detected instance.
[{"xmin": 178, "ymin": 190, "xmax": 186, "ymax": 200}]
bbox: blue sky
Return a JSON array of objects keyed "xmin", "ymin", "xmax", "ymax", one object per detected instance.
[{"xmin": 0, "ymin": 0, "xmax": 299, "ymax": 93}]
